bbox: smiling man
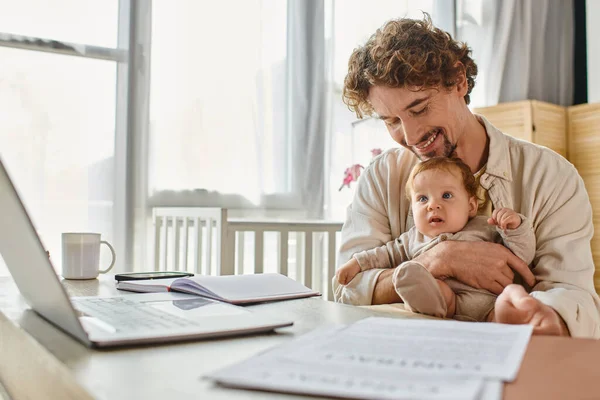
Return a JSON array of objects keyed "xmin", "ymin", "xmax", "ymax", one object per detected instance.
[{"xmin": 334, "ymin": 14, "xmax": 600, "ymax": 338}]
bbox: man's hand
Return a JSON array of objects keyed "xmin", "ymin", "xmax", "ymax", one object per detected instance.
[
  {"xmin": 494, "ymin": 284, "xmax": 570, "ymax": 336},
  {"xmin": 412, "ymin": 241, "xmax": 535, "ymax": 295},
  {"xmin": 488, "ymin": 207, "xmax": 522, "ymax": 230}
]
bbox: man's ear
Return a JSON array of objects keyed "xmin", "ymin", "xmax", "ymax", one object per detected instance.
[
  {"xmin": 468, "ymin": 196, "xmax": 478, "ymax": 217},
  {"xmin": 454, "ymin": 62, "xmax": 468, "ymax": 98}
]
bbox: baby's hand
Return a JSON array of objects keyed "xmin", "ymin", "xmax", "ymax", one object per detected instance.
[
  {"xmin": 487, "ymin": 208, "xmax": 521, "ymax": 230},
  {"xmin": 336, "ymin": 258, "xmax": 361, "ymax": 285}
]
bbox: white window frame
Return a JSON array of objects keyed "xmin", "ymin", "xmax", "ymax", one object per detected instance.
[
  {"xmin": 136, "ymin": 1, "xmax": 306, "ymax": 216},
  {"xmin": 0, "ymin": 0, "xmax": 134, "ymax": 270}
]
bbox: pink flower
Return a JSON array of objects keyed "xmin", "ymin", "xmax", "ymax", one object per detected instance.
[
  {"xmin": 370, "ymin": 148, "xmax": 383, "ymax": 158},
  {"xmin": 338, "ymin": 149, "xmax": 386, "ymax": 191},
  {"xmin": 339, "ymin": 164, "xmax": 364, "ymax": 191}
]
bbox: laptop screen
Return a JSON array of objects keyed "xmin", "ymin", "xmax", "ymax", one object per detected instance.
[{"xmin": 0, "ymin": 158, "xmax": 89, "ymax": 344}]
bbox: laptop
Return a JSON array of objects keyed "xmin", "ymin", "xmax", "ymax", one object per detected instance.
[{"xmin": 0, "ymin": 159, "xmax": 293, "ymax": 348}]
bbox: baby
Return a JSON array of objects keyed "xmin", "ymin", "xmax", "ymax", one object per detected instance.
[{"xmin": 335, "ymin": 157, "xmax": 536, "ymax": 322}]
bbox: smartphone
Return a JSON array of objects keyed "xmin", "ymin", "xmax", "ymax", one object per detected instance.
[{"xmin": 114, "ymin": 271, "xmax": 194, "ymax": 282}]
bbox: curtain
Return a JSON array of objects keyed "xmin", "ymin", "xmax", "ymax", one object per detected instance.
[
  {"xmin": 288, "ymin": 0, "xmax": 327, "ymax": 219},
  {"xmin": 458, "ymin": 0, "xmax": 574, "ymax": 107}
]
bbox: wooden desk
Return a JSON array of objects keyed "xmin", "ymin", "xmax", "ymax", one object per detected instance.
[{"xmin": 0, "ymin": 277, "xmax": 599, "ymax": 400}]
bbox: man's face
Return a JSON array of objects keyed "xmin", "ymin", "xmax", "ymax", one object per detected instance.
[{"xmin": 367, "ymin": 85, "xmax": 468, "ymax": 161}]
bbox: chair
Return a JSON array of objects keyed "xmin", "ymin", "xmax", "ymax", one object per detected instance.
[
  {"xmin": 151, "ymin": 207, "xmax": 343, "ymax": 299},
  {"xmin": 227, "ymin": 219, "xmax": 342, "ymax": 300},
  {"xmin": 151, "ymin": 207, "xmax": 233, "ymax": 275}
]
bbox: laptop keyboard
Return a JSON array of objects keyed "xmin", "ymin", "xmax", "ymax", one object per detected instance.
[{"xmin": 72, "ymin": 297, "xmax": 201, "ymax": 332}]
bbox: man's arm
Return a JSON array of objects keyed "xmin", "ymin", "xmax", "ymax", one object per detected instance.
[
  {"xmin": 333, "ymin": 150, "xmax": 417, "ymax": 305},
  {"xmin": 409, "ymin": 240, "xmax": 535, "ymax": 294},
  {"xmin": 363, "ymin": 238, "xmax": 536, "ymax": 304},
  {"xmin": 371, "ymin": 269, "xmax": 402, "ymax": 304},
  {"xmin": 333, "ymin": 205, "xmax": 398, "ymax": 304},
  {"xmin": 525, "ymin": 166, "xmax": 600, "ymax": 338},
  {"xmin": 335, "ymin": 208, "xmax": 535, "ymax": 303}
]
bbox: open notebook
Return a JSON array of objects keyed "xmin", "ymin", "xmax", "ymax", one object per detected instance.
[{"xmin": 116, "ymin": 273, "xmax": 321, "ymax": 305}]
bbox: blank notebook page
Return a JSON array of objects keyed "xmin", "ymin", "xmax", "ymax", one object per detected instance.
[{"xmin": 189, "ymin": 273, "xmax": 317, "ymax": 301}]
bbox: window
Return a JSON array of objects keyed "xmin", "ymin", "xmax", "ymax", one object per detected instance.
[
  {"xmin": 456, "ymin": 0, "xmax": 491, "ymax": 108},
  {"xmin": 0, "ymin": 1, "xmax": 122, "ymax": 276},
  {"xmin": 0, "ymin": 0, "xmax": 118, "ymax": 47},
  {"xmin": 149, "ymin": 0, "xmax": 288, "ymax": 207}
]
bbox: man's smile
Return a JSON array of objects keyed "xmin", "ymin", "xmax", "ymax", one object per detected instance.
[{"xmin": 414, "ymin": 128, "xmax": 441, "ymax": 151}]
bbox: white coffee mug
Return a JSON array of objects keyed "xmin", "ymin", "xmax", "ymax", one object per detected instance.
[{"xmin": 61, "ymin": 233, "xmax": 116, "ymax": 280}]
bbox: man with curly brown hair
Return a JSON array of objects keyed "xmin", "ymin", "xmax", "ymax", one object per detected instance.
[{"xmin": 333, "ymin": 13, "xmax": 600, "ymax": 338}]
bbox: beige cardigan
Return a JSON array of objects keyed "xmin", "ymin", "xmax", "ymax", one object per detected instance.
[{"xmin": 334, "ymin": 115, "xmax": 600, "ymax": 338}]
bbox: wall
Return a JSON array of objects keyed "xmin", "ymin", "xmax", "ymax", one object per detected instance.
[{"xmin": 588, "ymin": 0, "xmax": 600, "ymax": 102}]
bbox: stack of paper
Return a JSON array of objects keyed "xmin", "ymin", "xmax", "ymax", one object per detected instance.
[{"xmin": 206, "ymin": 317, "xmax": 532, "ymax": 400}]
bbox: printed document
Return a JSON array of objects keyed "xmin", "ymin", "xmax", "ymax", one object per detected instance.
[{"xmin": 207, "ymin": 317, "xmax": 532, "ymax": 400}]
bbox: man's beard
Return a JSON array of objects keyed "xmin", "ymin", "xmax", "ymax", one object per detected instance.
[{"xmin": 414, "ymin": 133, "xmax": 457, "ymax": 160}]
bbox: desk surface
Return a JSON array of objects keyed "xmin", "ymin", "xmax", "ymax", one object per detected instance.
[{"xmin": 0, "ymin": 276, "xmax": 599, "ymax": 400}]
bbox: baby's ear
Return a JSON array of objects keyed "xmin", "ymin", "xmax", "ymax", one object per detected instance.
[{"xmin": 468, "ymin": 196, "xmax": 478, "ymax": 217}]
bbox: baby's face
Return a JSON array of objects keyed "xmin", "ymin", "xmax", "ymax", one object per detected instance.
[{"xmin": 410, "ymin": 168, "xmax": 477, "ymax": 238}]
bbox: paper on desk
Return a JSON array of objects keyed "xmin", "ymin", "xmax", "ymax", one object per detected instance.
[
  {"xmin": 285, "ymin": 317, "xmax": 532, "ymax": 381},
  {"xmin": 479, "ymin": 381, "xmax": 503, "ymax": 400},
  {"xmin": 208, "ymin": 325, "xmax": 484, "ymax": 400},
  {"xmin": 206, "ymin": 317, "xmax": 531, "ymax": 400}
]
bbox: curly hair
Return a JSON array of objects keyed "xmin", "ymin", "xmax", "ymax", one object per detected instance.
[
  {"xmin": 406, "ymin": 157, "xmax": 479, "ymax": 201},
  {"xmin": 343, "ymin": 13, "xmax": 478, "ymax": 118}
]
